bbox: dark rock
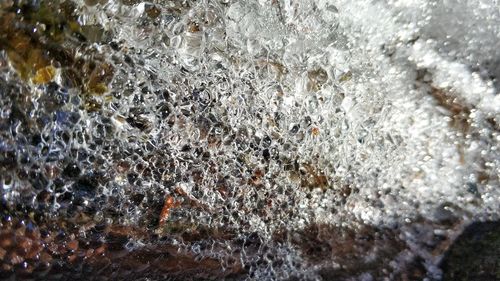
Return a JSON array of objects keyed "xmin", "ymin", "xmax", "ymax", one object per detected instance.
[{"xmin": 441, "ymin": 220, "xmax": 500, "ymax": 281}]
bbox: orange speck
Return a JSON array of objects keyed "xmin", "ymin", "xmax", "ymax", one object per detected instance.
[
  {"xmin": 159, "ymin": 196, "xmax": 175, "ymax": 225},
  {"xmin": 174, "ymin": 187, "xmax": 187, "ymax": 196},
  {"xmin": 311, "ymin": 127, "xmax": 320, "ymax": 136},
  {"xmin": 94, "ymin": 245, "xmax": 106, "ymax": 256},
  {"xmin": 67, "ymin": 240, "xmax": 79, "ymax": 251}
]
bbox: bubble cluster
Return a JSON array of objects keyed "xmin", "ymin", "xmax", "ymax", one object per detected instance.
[{"xmin": 1, "ymin": 0, "xmax": 499, "ymax": 279}]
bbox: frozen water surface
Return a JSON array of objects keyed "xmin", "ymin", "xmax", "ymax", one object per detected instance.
[{"xmin": 0, "ymin": 0, "xmax": 499, "ymax": 280}]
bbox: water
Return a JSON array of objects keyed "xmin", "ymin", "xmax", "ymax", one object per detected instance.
[{"xmin": 0, "ymin": 0, "xmax": 499, "ymax": 279}]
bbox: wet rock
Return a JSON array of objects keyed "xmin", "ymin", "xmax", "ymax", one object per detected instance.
[{"xmin": 441, "ymin": 220, "xmax": 500, "ymax": 281}]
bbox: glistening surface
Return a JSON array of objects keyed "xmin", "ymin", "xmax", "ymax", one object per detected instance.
[{"xmin": 0, "ymin": 0, "xmax": 499, "ymax": 280}]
